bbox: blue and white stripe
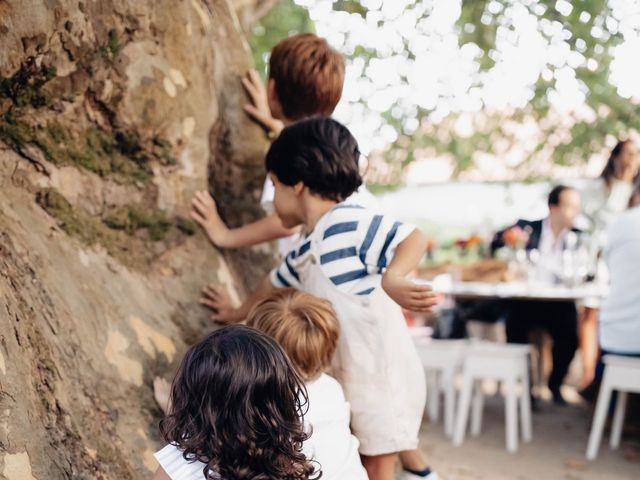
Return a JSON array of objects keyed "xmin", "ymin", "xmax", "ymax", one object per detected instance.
[{"xmin": 270, "ymin": 204, "xmax": 415, "ymax": 295}]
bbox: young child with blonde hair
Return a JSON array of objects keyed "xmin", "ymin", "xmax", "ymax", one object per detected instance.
[{"xmin": 247, "ymin": 288, "xmax": 368, "ymax": 480}]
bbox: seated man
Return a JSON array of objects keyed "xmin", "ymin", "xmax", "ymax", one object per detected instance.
[{"xmin": 491, "ymin": 185, "xmax": 582, "ymax": 405}]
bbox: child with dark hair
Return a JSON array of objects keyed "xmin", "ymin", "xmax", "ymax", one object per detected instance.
[
  {"xmin": 206, "ymin": 117, "xmax": 438, "ymax": 480},
  {"xmin": 152, "ymin": 325, "xmax": 316, "ymax": 480},
  {"xmin": 190, "ymin": 33, "xmax": 376, "ymax": 258}
]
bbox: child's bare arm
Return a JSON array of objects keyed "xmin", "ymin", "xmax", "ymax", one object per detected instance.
[
  {"xmin": 151, "ymin": 467, "xmax": 171, "ymax": 480},
  {"xmin": 381, "ymin": 228, "xmax": 437, "ymax": 312},
  {"xmin": 191, "ymin": 190, "xmax": 298, "ymax": 248},
  {"xmin": 199, "ymin": 276, "xmax": 277, "ymax": 324}
]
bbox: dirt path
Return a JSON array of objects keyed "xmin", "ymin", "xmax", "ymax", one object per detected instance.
[{"xmin": 419, "ymin": 393, "xmax": 640, "ymax": 480}]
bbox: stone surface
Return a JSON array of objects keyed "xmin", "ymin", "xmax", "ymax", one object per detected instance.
[{"xmin": 0, "ymin": 1, "xmax": 277, "ymax": 478}]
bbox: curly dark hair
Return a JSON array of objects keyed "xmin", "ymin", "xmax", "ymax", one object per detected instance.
[
  {"xmin": 265, "ymin": 117, "xmax": 362, "ymax": 202},
  {"xmin": 160, "ymin": 325, "xmax": 319, "ymax": 480}
]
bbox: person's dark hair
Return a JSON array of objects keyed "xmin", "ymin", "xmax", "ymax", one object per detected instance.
[
  {"xmin": 630, "ymin": 175, "xmax": 640, "ymax": 209},
  {"xmin": 160, "ymin": 325, "xmax": 318, "ymax": 480},
  {"xmin": 548, "ymin": 184, "xmax": 574, "ymax": 207},
  {"xmin": 601, "ymin": 140, "xmax": 632, "ymax": 188},
  {"xmin": 265, "ymin": 117, "xmax": 362, "ymax": 202}
]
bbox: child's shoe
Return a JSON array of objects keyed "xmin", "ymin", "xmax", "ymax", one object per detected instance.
[{"xmin": 399, "ymin": 467, "xmax": 439, "ymax": 480}]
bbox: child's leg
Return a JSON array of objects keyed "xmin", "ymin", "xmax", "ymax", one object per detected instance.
[
  {"xmin": 400, "ymin": 449, "xmax": 436, "ymax": 477},
  {"xmin": 400, "ymin": 448, "xmax": 427, "ymax": 470},
  {"xmin": 361, "ymin": 453, "xmax": 397, "ymax": 480}
]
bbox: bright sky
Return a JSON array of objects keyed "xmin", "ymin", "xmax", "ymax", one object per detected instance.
[{"xmin": 294, "ymin": 0, "xmax": 640, "ymax": 163}]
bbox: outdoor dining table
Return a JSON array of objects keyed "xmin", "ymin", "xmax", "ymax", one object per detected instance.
[{"xmin": 433, "ymin": 280, "xmax": 608, "ymax": 302}]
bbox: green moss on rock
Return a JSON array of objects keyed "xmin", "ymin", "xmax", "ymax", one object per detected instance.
[
  {"xmin": 0, "ymin": 60, "xmax": 56, "ymax": 109},
  {"xmin": 175, "ymin": 216, "xmax": 197, "ymax": 235},
  {"xmin": 103, "ymin": 205, "xmax": 173, "ymax": 241},
  {"xmin": 36, "ymin": 189, "xmax": 107, "ymax": 245}
]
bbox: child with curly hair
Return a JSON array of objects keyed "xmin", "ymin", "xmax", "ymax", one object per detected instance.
[{"xmin": 152, "ymin": 325, "xmax": 316, "ymax": 480}]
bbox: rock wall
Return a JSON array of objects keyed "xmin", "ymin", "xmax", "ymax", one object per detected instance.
[{"xmin": 0, "ymin": 0, "xmax": 278, "ymax": 478}]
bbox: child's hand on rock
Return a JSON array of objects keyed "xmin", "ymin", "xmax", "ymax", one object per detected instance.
[
  {"xmin": 191, "ymin": 191, "xmax": 232, "ymax": 247},
  {"xmin": 242, "ymin": 69, "xmax": 283, "ymax": 138},
  {"xmin": 199, "ymin": 285, "xmax": 239, "ymax": 324}
]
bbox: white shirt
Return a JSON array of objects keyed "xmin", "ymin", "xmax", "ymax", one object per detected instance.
[
  {"xmin": 599, "ymin": 207, "xmax": 640, "ymax": 353},
  {"xmin": 260, "ymin": 177, "xmax": 380, "ymax": 257},
  {"xmin": 538, "ymin": 218, "xmax": 570, "ymax": 256},
  {"xmin": 535, "ymin": 219, "xmax": 575, "ymax": 283},
  {"xmin": 154, "ymin": 374, "xmax": 367, "ymax": 480},
  {"xmin": 583, "ymin": 178, "xmax": 634, "ymax": 233}
]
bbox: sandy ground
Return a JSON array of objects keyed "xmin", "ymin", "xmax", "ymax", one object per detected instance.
[{"xmin": 417, "ymin": 366, "xmax": 640, "ymax": 480}]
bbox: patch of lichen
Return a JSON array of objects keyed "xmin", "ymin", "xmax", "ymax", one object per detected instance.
[
  {"xmin": 0, "ymin": 111, "xmax": 34, "ymax": 150},
  {"xmin": 107, "ymin": 29, "xmax": 121, "ymax": 59},
  {"xmin": 0, "ymin": 113, "xmax": 153, "ymax": 183},
  {"xmin": 0, "ymin": 59, "xmax": 56, "ymax": 109},
  {"xmin": 48, "ymin": 124, "xmax": 148, "ymax": 182},
  {"xmin": 0, "ymin": 54, "xmax": 175, "ymax": 184},
  {"xmin": 175, "ymin": 216, "xmax": 197, "ymax": 235},
  {"xmin": 36, "ymin": 189, "xmax": 195, "ymax": 263},
  {"xmin": 37, "ymin": 188, "xmax": 144, "ymax": 268},
  {"xmin": 36, "ymin": 188, "xmax": 117, "ymax": 247},
  {"xmin": 103, "ymin": 205, "xmax": 172, "ymax": 241}
]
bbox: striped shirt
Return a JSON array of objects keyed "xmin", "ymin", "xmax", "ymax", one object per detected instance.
[{"xmin": 270, "ymin": 204, "xmax": 415, "ymax": 295}]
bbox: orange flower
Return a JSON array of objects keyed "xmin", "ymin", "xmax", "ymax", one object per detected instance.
[
  {"xmin": 502, "ymin": 226, "xmax": 529, "ymax": 248},
  {"xmin": 467, "ymin": 234, "xmax": 482, "ymax": 247}
]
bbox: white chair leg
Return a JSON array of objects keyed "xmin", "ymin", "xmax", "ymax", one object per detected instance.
[
  {"xmin": 610, "ymin": 391, "xmax": 628, "ymax": 450},
  {"xmin": 505, "ymin": 377, "xmax": 518, "ymax": 453},
  {"xmin": 443, "ymin": 372, "xmax": 456, "ymax": 438},
  {"xmin": 586, "ymin": 378, "xmax": 613, "ymax": 460},
  {"xmin": 519, "ymin": 366, "xmax": 532, "ymax": 442},
  {"xmin": 427, "ymin": 371, "xmax": 439, "ymax": 422},
  {"xmin": 471, "ymin": 380, "xmax": 484, "ymax": 436},
  {"xmin": 453, "ymin": 373, "xmax": 473, "ymax": 447}
]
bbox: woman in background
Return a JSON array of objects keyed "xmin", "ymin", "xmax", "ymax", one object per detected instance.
[{"xmin": 580, "ymin": 139, "xmax": 639, "ymax": 393}]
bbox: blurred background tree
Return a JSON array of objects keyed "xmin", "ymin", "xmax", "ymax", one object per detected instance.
[
  {"xmin": 249, "ymin": 1, "xmax": 315, "ymax": 79},
  {"xmin": 249, "ymin": 0, "xmax": 640, "ymax": 181}
]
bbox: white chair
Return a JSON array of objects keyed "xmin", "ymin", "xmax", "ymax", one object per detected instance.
[
  {"xmin": 586, "ymin": 355, "xmax": 640, "ymax": 460},
  {"xmin": 453, "ymin": 342, "xmax": 532, "ymax": 453},
  {"xmin": 414, "ymin": 338, "xmax": 466, "ymax": 437}
]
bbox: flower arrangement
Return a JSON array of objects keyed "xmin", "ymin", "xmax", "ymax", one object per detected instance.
[
  {"xmin": 453, "ymin": 233, "xmax": 485, "ymax": 261},
  {"xmin": 425, "ymin": 238, "xmax": 437, "ymax": 261},
  {"xmin": 454, "ymin": 233, "xmax": 482, "ymax": 250},
  {"xmin": 502, "ymin": 226, "xmax": 530, "ymax": 249}
]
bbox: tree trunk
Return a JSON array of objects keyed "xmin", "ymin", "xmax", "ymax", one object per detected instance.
[{"xmin": 0, "ymin": 1, "xmax": 278, "ymax": 478}]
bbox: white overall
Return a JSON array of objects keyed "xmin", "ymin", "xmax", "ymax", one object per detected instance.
[{"xmin": 298, "ymin": 220, "xmax": 426, "ymax": 455}]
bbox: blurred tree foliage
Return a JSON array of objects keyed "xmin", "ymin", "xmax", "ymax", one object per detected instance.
[
  {"xmin": 249, "ymin": 1, "xmax": 315, "ymax": 80},
  {"xmin": 251, "ymin": 1, "xmax": 638, "ymax": 176}
]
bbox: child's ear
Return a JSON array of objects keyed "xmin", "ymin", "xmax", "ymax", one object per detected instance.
[
  {"xmin": 267, "ymin": 79, "xmax": 283, "ymax": 119},
  {"xmin": 293, "ymin": 181, "xmax": 305, "ymax": 196}
]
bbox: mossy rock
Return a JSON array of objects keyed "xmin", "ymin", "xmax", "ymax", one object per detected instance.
[
  {"xmin": 175, "ymin": 216, "xmax": 197, "ymax": 235},
  {"xmin": 103, "ymin": 205, "xmax": 173, "ymax": 241}
]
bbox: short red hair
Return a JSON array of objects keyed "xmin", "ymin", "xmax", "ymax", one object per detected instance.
[{"xmin": 269, "ymin": 33, "xmax": 345, "ymax": 120}]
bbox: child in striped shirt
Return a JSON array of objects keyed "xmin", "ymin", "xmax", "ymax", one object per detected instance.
[{"xmin": 211, "ymin": 117, "xmax": 437, "ymax": 480}]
